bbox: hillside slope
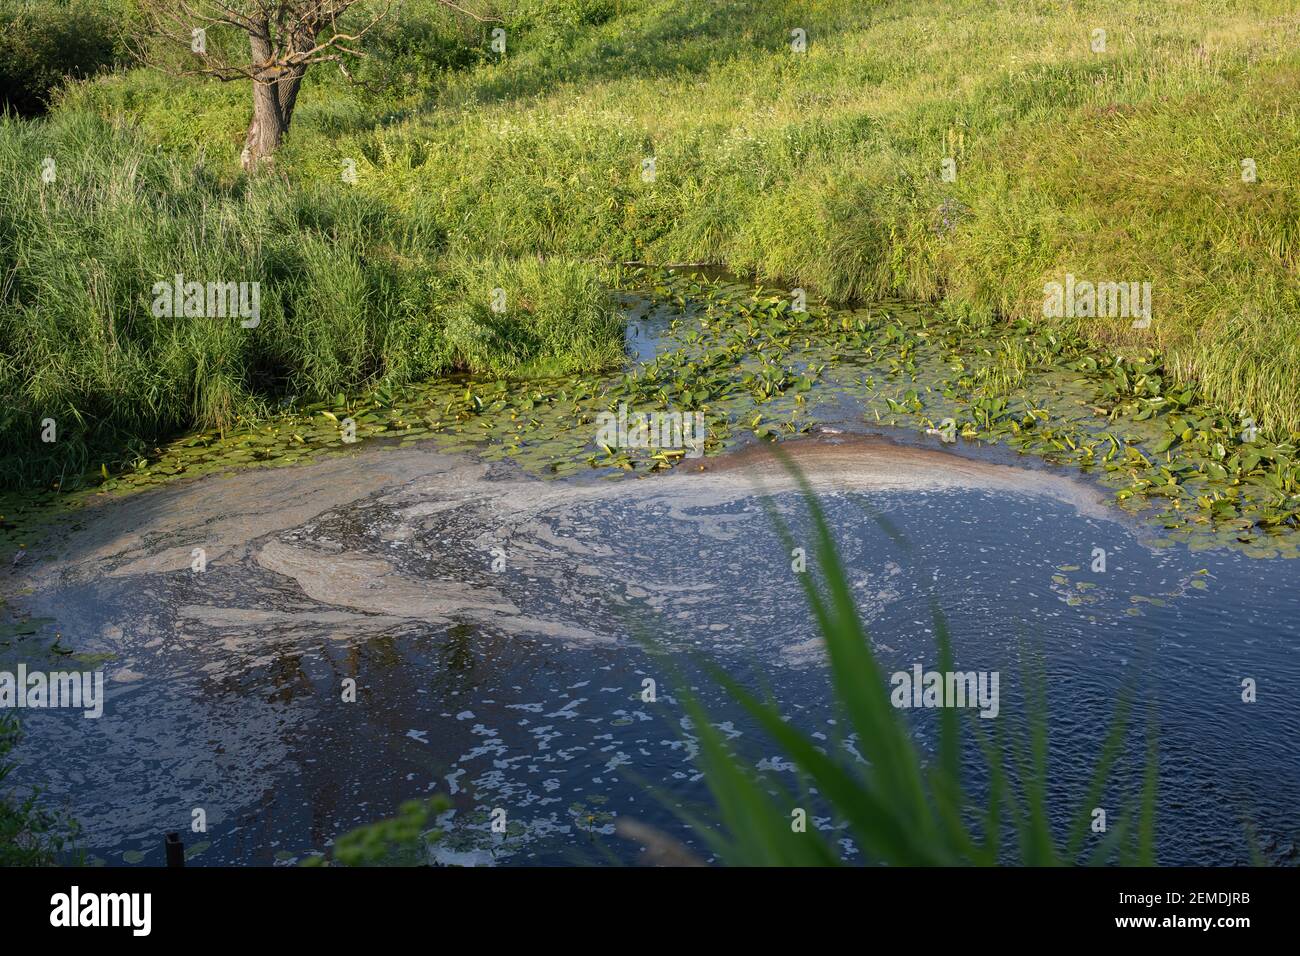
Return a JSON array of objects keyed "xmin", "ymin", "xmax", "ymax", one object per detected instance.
[{"xmin": 2, "ymin": 0, "xmax": 1298, "ymax": 484}]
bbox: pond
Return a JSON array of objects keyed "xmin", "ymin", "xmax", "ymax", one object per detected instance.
[{"xmin": 3, "ymin": 276, "xmax": 1298, "ymax": 866}]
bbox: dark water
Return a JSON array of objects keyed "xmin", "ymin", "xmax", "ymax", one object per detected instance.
[{"xmin": 6, "ymin": 477, "xmax": 1299, "ymax": 866}]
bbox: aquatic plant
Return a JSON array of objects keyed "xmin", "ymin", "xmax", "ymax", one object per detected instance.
[
  {"xmin": 0, "ymin": 714, "xmax": 82, "ymax": 866},
  {"xmin": 10, "ymin": 268, "xmax": 1297, "ymax": 567},
  {"xmin": 304, "ymin": 796, "xmax": 451, "ymax": 867}
]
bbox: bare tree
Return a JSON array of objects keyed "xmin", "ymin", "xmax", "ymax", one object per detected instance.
[{"xmin": 134, "ymin": 1, "xmax": 496, "ymax": 171}]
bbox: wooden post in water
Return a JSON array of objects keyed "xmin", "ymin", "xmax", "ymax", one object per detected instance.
[{"xmin": 165, "ymin": 831, "xmax": 185, "ymax": 868}]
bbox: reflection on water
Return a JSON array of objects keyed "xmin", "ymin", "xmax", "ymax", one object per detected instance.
[{"xmin": 5, "ymin": 457, "xmax": 1299, "ymax": 865}]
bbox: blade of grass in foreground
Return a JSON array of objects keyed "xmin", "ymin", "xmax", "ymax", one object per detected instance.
[{"xmin": 673, "ymin": 447, "xmax": 1160, "ymax": 866}]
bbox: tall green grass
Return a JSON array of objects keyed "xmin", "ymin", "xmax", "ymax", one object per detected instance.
[{"xmin": 0, "ymin": 111, "xmax": 621, "ymax": 487}]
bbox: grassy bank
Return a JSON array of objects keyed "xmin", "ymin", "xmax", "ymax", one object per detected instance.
[
  {"xmin": 0, "ymin": 110, "xmax": 621, "ymax": 487},
  {"xmin": 2, "ymin": 0, "xmax": 1298, "ymax": 485}
]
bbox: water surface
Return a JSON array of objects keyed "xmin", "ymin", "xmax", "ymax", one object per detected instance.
[{"xmin": 4, "ymin": 435, "xmax": 1297, "ymax": 865}]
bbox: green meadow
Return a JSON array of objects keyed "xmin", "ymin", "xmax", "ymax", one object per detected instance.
[{"xmin": 2, "ymin": 0, "xmax": 1297, "ymax": 488}]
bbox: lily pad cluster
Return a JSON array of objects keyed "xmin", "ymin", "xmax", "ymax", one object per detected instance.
[{"xmin": 5, "ymin": 268, "xmax": 1299, "ymax": 562}]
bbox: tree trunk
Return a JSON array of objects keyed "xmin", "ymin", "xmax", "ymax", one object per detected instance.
[
  {"xmin": 240, "ymin": 35, "xmax": 306, "ymax": 173},
  {"xmin": 240, "ymin": 80, "xmax": 285, "ymax": 172}
]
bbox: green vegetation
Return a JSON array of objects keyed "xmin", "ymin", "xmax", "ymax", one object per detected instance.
[
  {"xmin": 0, "ymin": 111, "xmax": 620, "ymax": 487},
  {"xmin": 2, "ymin": 0, "xmax": 1297, "ymax": 492},
  {"xmin": 0, "ymin": 0, "xmax": 128, "ymax": 117},
  {"xmin": 8, "ymin": 272, "xmax": 1296, "ymax": 563},
  {"xmin": 303, "ymin": 795, "xmax": 451, "ymax": 866},
  {"xmin": 0, "ymin": 714, "xmax": 81, "ymax": 865},
  {"xmin": 4, "ymin": 0, "xmax": 1284, "ymax": 868}
]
